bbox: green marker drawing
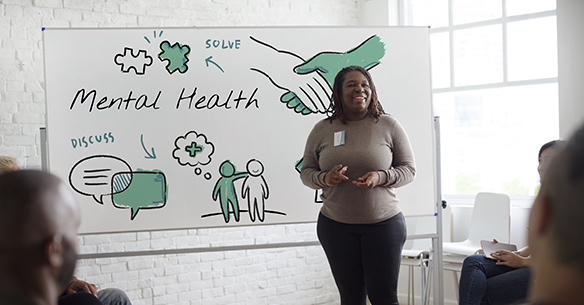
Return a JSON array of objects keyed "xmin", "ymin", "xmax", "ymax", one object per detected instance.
[
  {"xmin": 212, "ymin": 160, "xmax": 248, "ymax": 223},
  {"xmin": 158, "ymin": 40, "xmax": 191, "ymax": 74},
  {"xmin": 250, "ymin": 35, "xmax": 386, "ymax": 116},
  {"xmin": 205, "ymin": 56, "xmax": 224, "ymax": 73},
  {"xmin": 141, "ymin": 134, "xmax": 157, "ymax": 159},
  {"xmin": 111, "ymin": 170, "xmax": 168, "ymax": 220},
  {"xmin": 294, "ymin": 35, "xmax": 386, "ymax": 87},
  {"xmin": 185, "ymin": 141, "xmax": 204, "ymax": 158}
]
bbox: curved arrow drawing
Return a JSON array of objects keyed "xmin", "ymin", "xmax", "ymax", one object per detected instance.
[
  {"xmin": 141, "ymin": 134, "xmax": 157, "ymax": 159},
  {"xmin": 205, "ymin": 56, "xmax": 224, "ymax": 73}
]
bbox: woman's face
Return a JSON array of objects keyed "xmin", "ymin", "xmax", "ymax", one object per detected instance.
[
  {"xmin": 341, "ymin": 71, "xmax": 372, "ymax": 121},
  {"xmin": 538, "ymin": 147, "xmax": 556, "ymax": 182}
]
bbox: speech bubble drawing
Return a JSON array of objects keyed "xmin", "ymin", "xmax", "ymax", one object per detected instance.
[
  {"xmin": 69, "ymin": 155, "xmax": 132, "ymax": 204},
  {"xmin": 111, "ymin": 170, "xmax": 168, "ymax": 220},
  {"xmin": 173, "ymin": 131, "xmax": 215, "ymax": 167}
]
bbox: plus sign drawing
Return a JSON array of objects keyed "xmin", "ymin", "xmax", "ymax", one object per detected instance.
[{"xmin": 173, "ymin": 131, "xmax": 215, "ymax": 168}]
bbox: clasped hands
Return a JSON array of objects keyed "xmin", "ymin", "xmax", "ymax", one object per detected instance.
[
  {"xmin": 64, "ymin": 276, "xmax": 98, "ymax": 297},
  {"xmin": 324, "ymin": 164, "xmax": 380, "ymax": 190}
]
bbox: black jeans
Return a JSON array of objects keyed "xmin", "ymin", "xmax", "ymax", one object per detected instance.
[{"xmin": 317, "ymin": 212, "xmax": 407, "ymax": 305}]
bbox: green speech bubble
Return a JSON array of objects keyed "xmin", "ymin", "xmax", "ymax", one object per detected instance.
[{"xmin": 111, "ymin": 170, "xmax": 168, "ymax": 220}]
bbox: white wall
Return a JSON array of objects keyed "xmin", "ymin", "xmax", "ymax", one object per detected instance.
[
  {"xmin": 2, "ymin": 1, "xmax": 436, "ymax": 304},
  {"xmin": 0, "ymin": 0, "xmax": 360, "ymax": 169},
  {"xmin": 6, "ymin": 1, "xmax": 580, "ymax": 304},
  {"xmin": 557, "ymin": 0, "xmax": 584, "ymax": 139},
  {"xmin": 360, "ymin": 0, "xmax": 400, "ymax": 26},
  {"xmin": 0, "ymin": 1, "xmax": 361, "ymax": 304}
]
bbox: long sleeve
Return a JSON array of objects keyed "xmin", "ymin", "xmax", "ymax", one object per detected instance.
[
  {"xmin": 298, "ymin": 115, "xmax": 414, "ymax": 224},
  {"xmin": 300, "ymin": 120, "xmax": 329, "ymax": 190},
  {"xmin": 377, "ymin": 118, "xmax": 416, "ymax": 188}
]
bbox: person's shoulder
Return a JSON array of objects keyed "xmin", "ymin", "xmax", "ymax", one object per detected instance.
[
  {"xmin": 312, "ymin": 118, "xmax": 339, "ymax": 129},
  {"xmin": 307, "ymin": 118, "xmax": 335, "ymax": 137},
  {"xmin": 377, "ymin": 114, "xmax": 400, "ymax": 126},
  {"xmin": 316, "ymin": 117, "xmax": 333, "ymax": 125}
]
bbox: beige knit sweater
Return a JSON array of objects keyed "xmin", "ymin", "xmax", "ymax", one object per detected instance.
[{"xmin": 300, "ymin": 114, "xmax": 416, "ymax": 224}]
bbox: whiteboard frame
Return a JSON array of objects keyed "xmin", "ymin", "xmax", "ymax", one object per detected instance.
[{"xmin": 43, "ymin": 26, "xmax": 437, "ymax": 233}]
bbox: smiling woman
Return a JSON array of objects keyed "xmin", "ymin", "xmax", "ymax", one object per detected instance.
[{"xmin": 300, "ymin": 66, "xmax": 416, "ymax": 305}]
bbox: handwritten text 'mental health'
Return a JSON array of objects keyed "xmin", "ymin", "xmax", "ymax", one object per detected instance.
[{"xmin": 69, "ymin": 88, "xmax": 260, "ymax": 112}]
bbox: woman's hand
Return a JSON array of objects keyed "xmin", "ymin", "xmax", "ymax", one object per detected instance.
[
  {"xmin": 492, "ymin": 250, "xmax": 529, "ymax": 268},
  {"xmin": 324, "ymin": 164, "xmax": 349, "ymax": 186},
  {"xmin": 352, "ymin": 171, "xmax": 380, "ymax": 190}
]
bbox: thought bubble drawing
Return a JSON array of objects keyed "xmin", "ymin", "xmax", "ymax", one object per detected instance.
[
  {"xmin": 69, "ymin": 155, "xmax": 132, "ymax": 204},
  {"xmin": 173, "ymin": 131, "xmax": 215, "ymax": 167},
  {"xmin": 111, "ymin": 170, "xmax": 167, "ymax": 220}
]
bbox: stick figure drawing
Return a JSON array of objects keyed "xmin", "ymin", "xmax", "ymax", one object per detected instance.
[
  {"xmin": 212, "ymin": 160, "xmax": 248, "ymax": 223},
  {"xmin": 242, "ymin": 159, "xmax": 269, "ymax": 222}
]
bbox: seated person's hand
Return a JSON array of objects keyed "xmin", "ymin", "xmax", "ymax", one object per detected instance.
[
  {"xmin": 65, "ymin": 276, "xmax": 98, "ymax": 297},
  {"xmin": 491, "ymin": 250, "xmax": 529, "ymax": 268}
]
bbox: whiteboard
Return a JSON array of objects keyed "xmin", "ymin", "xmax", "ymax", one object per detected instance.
[{"xmin": 43, "ymin": 27, "xmax": 435, "ymax": 234}]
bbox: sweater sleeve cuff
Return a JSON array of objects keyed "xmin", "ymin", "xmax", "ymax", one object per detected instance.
[
  {"xmin": 377, "ymin": 170, "xmax": 389, "ymax": 185},
  {"xmin": 318, "ymin": 171, "xmax": 328, "ymax": 187}
]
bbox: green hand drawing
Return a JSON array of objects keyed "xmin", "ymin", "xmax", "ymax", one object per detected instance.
[
  {"xmin": 279, "ymin": 91, "xmax": 317, "ymax": 115},
  {"xmin": 294, "ymin": 35, "xmax": 386, "ymax": 88},
  {"xmin": 250, "ymin": 35, "xmax": 386, "ymax": 116}
]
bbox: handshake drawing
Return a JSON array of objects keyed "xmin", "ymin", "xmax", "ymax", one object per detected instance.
[{"xmin": 250, "ymin": 35, "xmax": 386, "ymax": 116}]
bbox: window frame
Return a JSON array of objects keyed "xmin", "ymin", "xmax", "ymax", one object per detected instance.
[{"xmin": 400, "ymin": 0, "xmax": 558, "ymax": 206}]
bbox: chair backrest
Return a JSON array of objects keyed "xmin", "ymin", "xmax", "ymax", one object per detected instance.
[
  {"xmin": 467, "ymin": 192, "xmax": 511, "ymax": 243},
  {"xmin": 403, "ymin": 215, "xmax": 435, "ymax": 251}
]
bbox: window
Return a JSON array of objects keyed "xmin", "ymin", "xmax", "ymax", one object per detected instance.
[{"xmin": 403, "ymin": 0, "xmax": 558, "ymax": 198}]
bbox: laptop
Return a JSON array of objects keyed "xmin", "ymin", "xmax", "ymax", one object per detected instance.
[{"xmin": 480, "ymin": 240, "xmax": 518, "ymax": 259}]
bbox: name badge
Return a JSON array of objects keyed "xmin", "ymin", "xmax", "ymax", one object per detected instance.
[{"xmin": 334, "ymin": 130, "xmax": 345, "ymax": 147}]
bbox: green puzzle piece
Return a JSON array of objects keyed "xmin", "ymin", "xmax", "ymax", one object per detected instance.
[{"xmin": 158, "ymin": 40, "xmax": 191, "ymax": 74}]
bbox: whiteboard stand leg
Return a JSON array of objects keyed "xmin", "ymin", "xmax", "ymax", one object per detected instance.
[
  {"xmin": 40, "ymin": 127, "xmax": 48, "ymax": 172},
  {"xmin": 433, "ymin": 116, "xmax": 444, "ymax": 305}
]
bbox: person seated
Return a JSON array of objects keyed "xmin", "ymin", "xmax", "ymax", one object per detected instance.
[
  {"xmin": 0, "ymin": 170, "xmax": 100, "ymax": 305},
  {"xmin": 59, "ymin": 277, "xmax": 131, "ymax": 305},
  {"xmin": 457, "ymin": 140, "xmax": 563, "ymax": 305},
  {"xmin": 0, "ymin": 158, "xmax": 132, "ymax": 305},
  {"xmin": 526, "ymin": 124, "xmax": 584, "ymax": 304}
]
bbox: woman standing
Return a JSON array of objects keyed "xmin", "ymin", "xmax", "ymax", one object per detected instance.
[{"xmin": 300, "ymin": 66, "xmax": 416, "ymax": 304}]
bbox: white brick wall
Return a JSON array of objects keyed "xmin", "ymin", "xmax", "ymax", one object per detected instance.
[
  {"xmin": 0, "ymin": 0, "xmax": 360, "ymax": 168},
  {"xmin": 75, "ymin": 224, "xmax": 337, "ymax": 305},
  {"xmin": 0, "ymin": 1, "xmax": 362, "ymax": 304}
]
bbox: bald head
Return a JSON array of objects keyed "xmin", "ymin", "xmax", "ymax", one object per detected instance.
[
  {"xmin": 0, "ymin": 170, "xmax": 80, "ymax": 303},
  {"xmin": 0, "ymin": 170, "xmax": 80, "ymax": 246}
]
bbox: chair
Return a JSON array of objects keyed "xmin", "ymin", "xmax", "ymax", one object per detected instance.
[
  {"xmin": 401, "ymin": 216, "xmax": 434, "ymax": 305},
  {"xmin": 402, "ymin": 241, "xmax": 432, "ymax": 305},
  {"xmin": 442, "ymin": 192, "xmax": 511, "ymax": 300}
]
